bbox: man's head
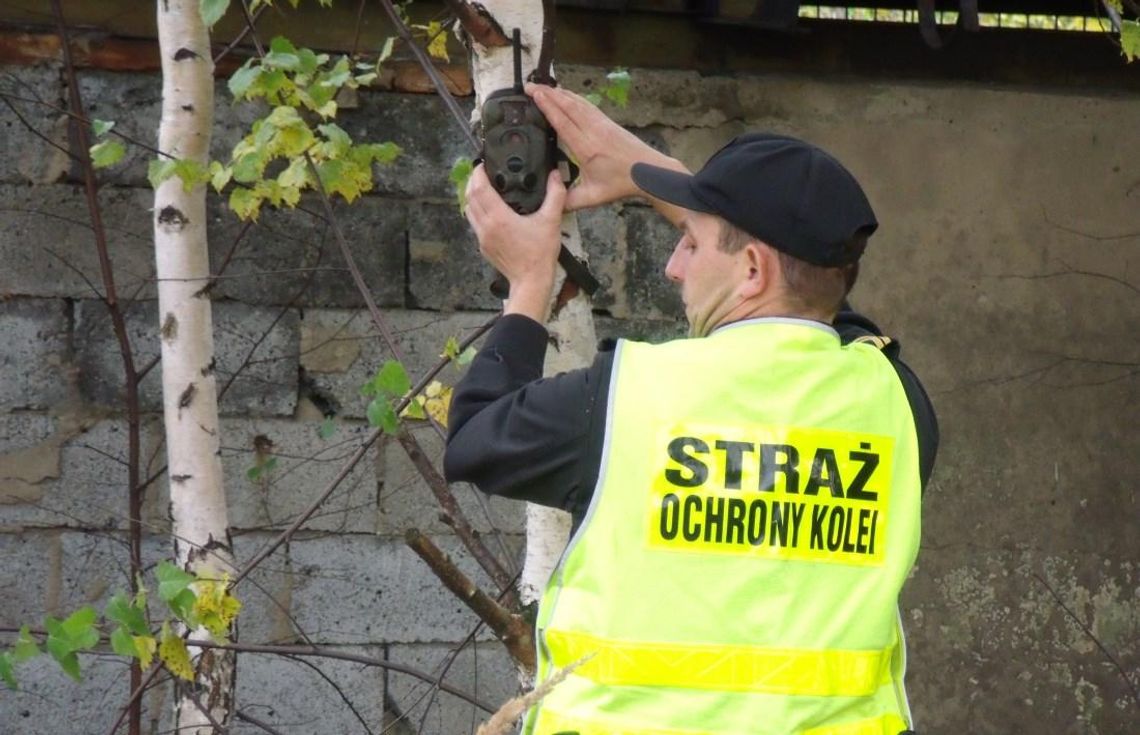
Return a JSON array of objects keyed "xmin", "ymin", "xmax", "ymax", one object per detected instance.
[{"xmin": 632, "ymin": 133, "xmax": 877, "ymax": 334}]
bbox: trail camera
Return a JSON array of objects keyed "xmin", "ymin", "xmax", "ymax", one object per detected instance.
[{"xmin": 481, "ymin": 28, "xmax": 557, "ymax": 216}]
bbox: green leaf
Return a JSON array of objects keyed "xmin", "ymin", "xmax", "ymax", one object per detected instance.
[
  {"xmin": 90, "ymin": 139, "xmax": 126, "ymax": 169},
  {"xmin": 61, "ymin": 607, "xmax": 100, "ymax": 649},
  {"xmin": 0, "ymin": 653, "xmax": 15, "ymax": 690},
  {"xmin": 442, "ymin": 336, "xmax": 461, "ymax": 360},
  {"xmin": 298, "ymin": 47, "xmax": 322, "ymax": 75},
  {"xmin": 156, "ymin": 561, "xmax": 196, "ymax": 603},
  {"xmin": 110, "ymin": 626, "xmax": 137, "ymax": 659},
  {"xmin": 13, "ymin": 627, "xmax": 40, "ymax": 662},
  {"xmin": 43, "ymin": 607, "xmax": 98, "ymax": 682},
  {"xmin": 147, "ymin": 158, "xmax": 178, "ymax": 189},
  {"xmin": 199, "ymin": 0, "xmax": 231, "ymax": 27},
  {"xmin": 603, "ymin": 68, "xmax": 631, "ymax": 107},
  {"xmin": 322, "ymin": 57, "xmax": 352, "ymax": 88},
  {"xmin": 457, "ymin": 346, "xmax": 477, "ymax": 366},
  {"xmin": 583, "ymin": 91, "xmax": 602, "ymax": 106},
  {"xmin": 317, "ymin": 122, "xmax": 352, "ymax": 154},
  {"xmin": 231, "ymin": 152, "xmax": 265, "ymax": 184},
  {"xmin": 317, "ymin": 416, "xmax": 337, "ymax": 439},
  {"xmin": 378, "ymin": 36, "xmax": 396, "ymax": 64},
  {"xmin": 449, "ymin": 157, "xmax": 473, "ymax": 212},
  {"xmin": 229, "ymin": 186, "xmax": 262, "ymax": 221},
  {"xmin": 1123, "ymin": 20, "xmax": 1139, "ymax": 63},
  {"xmin": 366, "ymin": 398, "xmax": 398, "ymax": 434},
  {"xmin": 106, "ymin": 593, "xmax": 149, "ymax": 636},
  {"xmin": 172, "ymin": 159, "xmax": 210, "ymax": 192},
  {"xmin": 92, "ymin": 119, "xmax": 115, "ymax": 137},
  {"xmin": 228, "ymin": 61, "xmax": 261, "ymax": 100},
  {"xmin": 209, "ymin": 161, "xmax": 233, "ymax": 192},
  {"xmin": 375, "ymin": 360, "xmax": 411, "ymax": 398}
]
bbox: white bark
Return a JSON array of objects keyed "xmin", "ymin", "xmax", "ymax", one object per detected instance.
[
  {"xmin": 467, "ymin": 0, "xmax": 600, "ymax": 671},
  {"xmin": 155, "ymin": 1, "xmax": 235, "ymax": 731}
]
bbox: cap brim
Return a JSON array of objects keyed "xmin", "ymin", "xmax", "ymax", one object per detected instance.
[{"xmin": 630, "ymin": 163, "xmax": 716, "ymax": 213}]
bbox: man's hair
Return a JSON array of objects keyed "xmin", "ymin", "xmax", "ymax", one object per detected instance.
[{"xmin": 719, "ymin": 220, "xmax": 861, "ymax": 316}]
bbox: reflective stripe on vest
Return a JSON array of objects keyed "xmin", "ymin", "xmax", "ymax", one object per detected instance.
[
  {"xmin": 536, "ymin": 707, "xmax": 910, "ymax": 735},
  {"xmin": 528, "ymin": 319, "xmax": 923, "ymax": 735},
  {"xmin": 544, "ymin": 628, "xmax": 893, "ymax": 697}
]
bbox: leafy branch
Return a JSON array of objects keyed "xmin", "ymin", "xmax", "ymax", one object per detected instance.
[{"xmin": 0, "ymin": 562, "xmax": 241, "ymax": 690}]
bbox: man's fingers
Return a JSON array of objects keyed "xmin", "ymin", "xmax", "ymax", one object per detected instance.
[
  {"xmin": 527, "ymin": 85, "xmax": 588, "ymax": 152},
  {"xmin": 539, "ymin": 169, "xmax": 567, "ymax": 218}
]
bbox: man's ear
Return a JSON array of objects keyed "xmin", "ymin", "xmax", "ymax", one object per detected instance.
[{"xmin": 737, "ymin": 241, "xmax": 773, "ymax": 300}]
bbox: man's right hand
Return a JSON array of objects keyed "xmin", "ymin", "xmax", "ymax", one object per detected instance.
[{"xmin": 527, "ymin": 84, "xmax": 687, "ymax": 212}]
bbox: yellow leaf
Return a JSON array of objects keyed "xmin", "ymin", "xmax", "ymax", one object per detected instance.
[
  {"xmin": 427, "ymin": 32, "xmax": 449, "ymax": 62},
  {"xmin": 414, "ymin": 21, "xmax": 450, "ymax": 62},
  {"xmin": 316, "ymin": 100, "xmax": 338, "ymax": 119},
  {"xmin": 191, "ymin": 577, "xmax": 242, "ymax": 641},
  {"xmin": 133, "ymin": 635, "xmax": 157, "ymax": 670},
  {"xmin": 423, "ymin": 383, "xmax": 452, "ymax": 427},
  {"xmin": 159, "ymin": 623, "xmax": 194, "ymax": 682}
]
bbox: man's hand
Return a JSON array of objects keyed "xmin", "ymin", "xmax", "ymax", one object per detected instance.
[
  {"xmin": 465, "ymin": 165, "xmax": 566, "ymax": 323},
  {"xmin": 527, "ymin": 84, "xmax": 686, "ymax": 211}
]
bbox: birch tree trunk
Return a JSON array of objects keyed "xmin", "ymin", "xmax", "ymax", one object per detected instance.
[
  {"xmin": 155, "ymin": 1, "xmax": 236, "ymax": 730},
  {"xmin": 465, "ymin": 0, "xmax": 599, "ymax": 679}
]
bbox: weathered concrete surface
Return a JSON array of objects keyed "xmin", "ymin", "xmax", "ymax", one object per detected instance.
[
  {"xmin": 208, "ymin": 194, "xmax": 408, "ymax": 309},
  {"xmin": 0, "ymin": 184, "xmax": 156, "ymax": 299},
  {"xmin": 0, "ymin": 415, "xmax": 167, "ymax": 530},
  {"xmin": 407, "ymin": 201, "xmax": 501, "ymax": 311},
  {"xmin": 0, "ymin": 298, "xmax": 73, "ymax": 411},
  {"xmin": 74, "ymin": 298, "xmax": 299, "ymax": 417},
  {"xmin": 0, "ymin": 65, "xmax": 70, "ymax": 186}
]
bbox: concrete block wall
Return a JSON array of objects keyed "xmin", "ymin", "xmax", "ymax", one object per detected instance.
[{"xmin": 1, "ymin": 59, "xmax": 1138, "ymax": 735}]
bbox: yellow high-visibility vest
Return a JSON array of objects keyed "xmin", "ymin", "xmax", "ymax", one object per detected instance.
[{"xmin": 526, "ymin": 318, "xmax": 922, "ymax": 735}]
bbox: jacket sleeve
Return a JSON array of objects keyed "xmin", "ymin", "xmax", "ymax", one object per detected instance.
[
  {"xmin": 443, "ymin": 314, "xmax": 613, "ymax": 517},
  {"xmin": 835, "ymin": 308, "xmax": 940, "ymax": 493}
]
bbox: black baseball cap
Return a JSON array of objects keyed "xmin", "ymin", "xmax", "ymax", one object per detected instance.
[{"xmin": 630, "ymin": 133, "xmax": 877, "ymax": 267}]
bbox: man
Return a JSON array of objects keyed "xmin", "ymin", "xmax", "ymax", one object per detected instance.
[{"xmin": 445, "ymin": 85, "xmax": 937, "ymax": 735}]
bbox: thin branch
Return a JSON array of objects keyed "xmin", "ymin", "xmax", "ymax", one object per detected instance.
[
  {"xmin": 378, "ymin": 0, "xmax": 479, "ymax": 152},
  {"xmin": 1041, "ymin": 206, "xmax": 1140, "ymax": 242},
  {"xmin": 0, "ymin": 90, "xmax": 171, "ymax": 160},
  {"xmin": 1031, "ymin": 571, "xmax": 1140, "ymax": 709},
  {"xmin": 535, "ymin": 0, "xmax": 557, "ymax": 85},
  {"xmin": 236, "ymin": 0, "xmax": 266, "ymax": 57},
  {"xmin": 188, "ymin": 639, "xmax": 497, "ymax": 712},
  {"xmin": 397, "ymin": 427, "xmax": 516, "ymax": 605},
  {"xmin": 988, "ymin": 268, "xmax": 1139, "ymax": 296},
  {"xmin": 44, "ymin": 247, "xmax": 107, "ymax": 301},
  {"xmin": 405, "ymin": 529, "xmax": 535, "ymax": 670},
  {"xmin": 0, "ymin": 95, "xmax": 79, "ymax": 163},
  {"xmin": 51, "ymin": 3, "xmax": 145, "ymax": 734},
  {"xmin": 281, "ymin": 654, "xmax": 376, "ymax": 735},
  {"xmin": 350, "ymin": 0, "xmax": 368, "ymax": 59},
  {"xmin": 234, "ymin": 710, "xmax": 288, "ymax": 735},
  {"xmin": 233, "ymin": 430, "xmax": 380, "ymax": 585},
  {"xmin": 212, "ymin": 5, "xmax": 269, "ymax": 64},
  {"xmin": 105, "ymin": 664, "xmax": 163, "ymax": 735}
]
